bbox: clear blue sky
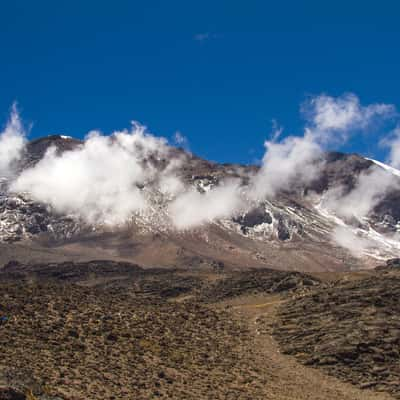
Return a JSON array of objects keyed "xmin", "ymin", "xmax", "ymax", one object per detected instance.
[{"xmin": 1, "ymin": 0, "xmax": 400, "ymax": 163}]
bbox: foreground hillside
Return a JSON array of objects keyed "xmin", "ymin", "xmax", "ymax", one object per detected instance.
[
  {"xmin": 0, "ymin": 260, "xmax": 398, "ymax": 399},
  {"xmin": 274, "ymin": 266, "xmax": 400, "ymax": 398}
]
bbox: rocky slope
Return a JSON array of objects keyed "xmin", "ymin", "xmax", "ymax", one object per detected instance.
[
  {"xmin": 273, "ymin": 267, "xmax": 400, "ymax": 398},
  {"xmin": 0, "ymin": 260, "xmax": 319, "ymax": 400},
  {"xmin": 0, "ymin": 260, "xmax": 396, "ymax": 400}
]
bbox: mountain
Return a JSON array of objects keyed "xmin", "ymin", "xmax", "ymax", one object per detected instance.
[
  {"xmin": 0, "ymin": 135, "xmax": 399, "ymax": 271},
  {"xmin": 1, "ymin": 136, "xmax": 400, "ymax": 400}
]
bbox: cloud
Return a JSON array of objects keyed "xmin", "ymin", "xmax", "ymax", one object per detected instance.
[
  {"xmin": 0, "ymin": 103, "xmax": 27, "ymax": 177},
  {"xmin": 168, "ymin": 180, "xmax": 244, "ymax": 229},
  {"xmin": 194, "ymin": 32, "xmax": 218, "ymax": 42},
  {"xmin": 316, "ymin": 94, "xmax": 399, "ymax": 223},
  {"xmin": 248, "ymin": 93, "xmax": 395, "ymax": 201},
  {"xmin": 270, "ymin": 119, "xmax": 283, "ymax": 142},
  {"xmin": 249, "ymin": 131, "xmax": 323, "ymax": 200},
  {"xmin": 302, "ymin": 93, "xmax": 396, "ymax": 144},
  {"xmin": 173, "ymin": 131, "xmax": 190, "ymax": 150},
  {"xmin": 332, "ymin": 226, "xmax": 375, "ymax": 257},
  {"xmin": 11, "ymin": 123, "xmax": 183, "ymax": 225},
  {"xmin": 322, "ymin": 166, "xmax": 397, "ymax": 220},
  {"xmin": 381, "ymin": 126, "xmax": 400, "ymax": 169}
]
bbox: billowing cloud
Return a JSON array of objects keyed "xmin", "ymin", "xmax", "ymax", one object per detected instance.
[
  {"xmin": 249, "ymin": 132, "xmax": 322, "ymax": 200},
  {"xmin": 314, "ymin": 96, "xmax": 399, "ymax": 222},
  {"xmin": 0, "ymin": 104, "xmax": 27, "ymax": 177},
  {"xmin": 248, "ymin": 93, "xmax": 395, "ymax": 201},
  {"xmin": 303, "ymin": 93, "xmax": 396, "ymax": 144},
  {"xmin": 332, "ymin": 226, "xmax": 375, "ymax": 258},
  {"xmin": 169, "ymin": 180, "xmax": 244, "ymax": 229},
  {"xmin": 11, "ymin": 124, "xmax": 183, "ymax": 225},
  {"xmin": 322, "ymin": 166, "xmax": 397, "ymax": 220}
]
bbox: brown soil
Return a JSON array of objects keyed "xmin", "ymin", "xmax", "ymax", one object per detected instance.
[{"xmin": 0, "ymin": 261, "xmax": 396, "ymax": 399}]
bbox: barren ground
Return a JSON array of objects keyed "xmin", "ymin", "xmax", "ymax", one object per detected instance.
[{"xmin": 0, "ymin": 261, "xmax": 397, "ymax": 399}]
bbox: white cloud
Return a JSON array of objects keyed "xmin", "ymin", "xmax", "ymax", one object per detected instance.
[
  {"xmin": 11, "ymin": 123, "xmax": 182, "ymax": 225},
  {"xmin": 303, "ymin": 93, "xmax": 396, "ymax": 144},
  {"xmin": 249, "ymin": 131, "xmax": 322, "ymax": 200},
  {"xmin": 169, "ymin": 180, "xmax": 244, "ymax": 229},
  {"xmin": 322, "ymin": 166, "xmax": 397, "ymax": 220},
  {"xmin": 382, "ymin": 126, "xmax": 400, "ymax": 169},
  {"xmin": 270, "ymin": 119, "xmax": 283, "ymax": 142},
  {"xmin": 316, "ymin": 93, "xmax": 399, "ymax": 223},
  {"xmin": 173, "ymin": 131, "xmax": 189, "ymax": 150},
  {"xmin": 248, "ymin": 93, "xmax": 395, "ymax": 201},
  {"xmin": 0, "ymin": 104, "xmax": 27, "ymax": 177},
  {"xmin": 332, "ymin": 226, "xmax": 375, "ymax": 257}
]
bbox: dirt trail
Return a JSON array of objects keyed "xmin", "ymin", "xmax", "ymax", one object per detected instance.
[{"xmin": 226, "ymin": 295, "xmax": 395, "ymax": 400}]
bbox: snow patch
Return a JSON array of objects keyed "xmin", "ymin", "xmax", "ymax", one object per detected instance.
[
  {"xmin": 366, "ymin": 158, "xmax": 400, "ymax": 178},
  {"xmin": 315, "ymin": 199, "xmax": 400, "ymax": 259}
]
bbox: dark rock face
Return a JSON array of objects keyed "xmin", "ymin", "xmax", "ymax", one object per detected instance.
[
  {"xmin": 306, "ymin": 153, "xmax": 400, "ymax": 230},
  {"xmin": 373, "ymin": 191, "xmax": 400, "ymax": 224},
  {"xmin": 21, "ymin": 135, "xmax": 82, "ymax": 170},
  {"xmin": 274, "ymin": 272, "xmax": 400, "ymax": 398},
  {"xmin": 233, "ymin": 205, "xmax": 305, "ymax": 241},
  {"xmin": 387, "ymin": 258, "xmax": 400, "ymax": 268},
  {"xmin": 306, "ymin": 153, "xmax": 374, "ymax": 195},
  {"xmin": 0, "ymin": 192, "xmax": 83, "ymax": 242},
  {"xmin": 277, "ymin": 217, "xmax": 290, "ymax": 241},
  {"xmin": 376, "ymin": 258, "xmax": 400, "ymax": 270},
  {"xmin": 233, "ymin": 205, "xmax": 272, "ymax": 234}
]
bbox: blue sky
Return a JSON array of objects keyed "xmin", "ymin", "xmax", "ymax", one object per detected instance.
[{"xmin": 1, "ymin": 0, "xmax": 400, "ymax": 163}]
